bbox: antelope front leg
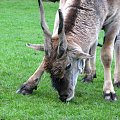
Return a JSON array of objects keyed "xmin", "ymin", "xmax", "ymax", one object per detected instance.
[
  {"xmin": 101, "ymin": 25, "xmax": 119, "ymax": 101},
  {"xmin": 114, "ymin": 32, "xmax": 120, "ymax": 87},
  {"xmin": 16, "ymin": 60, "xmax": 45, "ymax": 95}
]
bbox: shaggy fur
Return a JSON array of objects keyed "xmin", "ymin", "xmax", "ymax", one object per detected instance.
[{"xmin": 44, "ymin": 38, "xmax": 67, "ymax": 77}]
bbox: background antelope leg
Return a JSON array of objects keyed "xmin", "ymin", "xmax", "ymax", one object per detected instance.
[
  {"xmin": 83, "ymin": 42, "xmax": 97, "ymax": 82},
  {"xmin": 114, "ymin": 31, "xmax": 120, "ymax": 87}
]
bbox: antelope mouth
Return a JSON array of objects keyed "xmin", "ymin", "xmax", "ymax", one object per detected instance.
[
  {"xmin": 66, "ymin": 93, "xmax": 74, "ymax": 102},
  {"xmin": 59, "ymin": 92, "xmax": 74, "ymax": 102},
  {"xmin": 59, "ymin": 89, "xmax": 75, "ymax": 102}
]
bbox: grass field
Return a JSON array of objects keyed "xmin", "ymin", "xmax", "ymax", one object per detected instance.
[{"xmin": 0, "ymin": 0, "xmax": 120, "ymax": 120}]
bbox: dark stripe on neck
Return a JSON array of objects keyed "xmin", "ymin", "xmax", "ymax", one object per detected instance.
[{"xmin": 65, "ymin": 0, "xmax": 81, "ymax": 34}]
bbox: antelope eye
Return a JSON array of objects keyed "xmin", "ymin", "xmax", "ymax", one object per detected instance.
[{"xmin": 65, "ymin": 63, "xmax": 71, "ymax": 70}]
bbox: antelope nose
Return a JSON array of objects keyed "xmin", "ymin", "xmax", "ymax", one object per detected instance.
[{"xmin": 59, "ymin": 94, "xmax": 68, "ymax": 102}]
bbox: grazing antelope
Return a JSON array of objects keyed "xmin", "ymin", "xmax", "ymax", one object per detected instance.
[{"xmin": 17, "ymin": 0, "xmax": 120, "ymax": 102}]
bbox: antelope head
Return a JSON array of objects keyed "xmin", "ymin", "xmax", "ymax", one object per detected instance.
[{"xmin": 38, "ymin": 0, "xmax": 92, "ymax": 102}]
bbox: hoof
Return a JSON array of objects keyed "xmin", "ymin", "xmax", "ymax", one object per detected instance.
[
  {"xmin": 82, "ymin": 75, "xmax": 93, "ymax": 82},
  {"xmin": 103, "ymin": 92, "xmax": 117, "ymax": 101},
  {"xmin": 82, "ymin": 73, "xmax": 96, "ymax": 83},
  {"xmin": 93, "ymin": 73, "xmax": 97, "ymax": 78},
  {"xmin": 114, "ymin": 82, "xmax": 120, "ymax": 88},
  {"xmin": 16, "ymin": 84, "xmax": 37, "ymax": 95}
]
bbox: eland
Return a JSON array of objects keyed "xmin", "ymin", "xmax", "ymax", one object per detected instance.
[{"xmin": 17, "ymin": 0, "xmax": 120, "ymax": 102}]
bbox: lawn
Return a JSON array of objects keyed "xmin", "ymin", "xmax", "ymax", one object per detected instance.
[{"xmin": 0, "ymin": 0, "xmax": 120, "ymax": 120}]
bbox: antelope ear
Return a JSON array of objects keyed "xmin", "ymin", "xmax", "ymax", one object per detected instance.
[
  {"xmin": 70, "ymin": 48, "xmax": 93, "ymax": 59},
  {"xmin": 78, "ymin": 52, "xmax": 93, "ymax": 59}
]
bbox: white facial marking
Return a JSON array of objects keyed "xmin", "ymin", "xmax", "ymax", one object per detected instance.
[{"xmin": 66, "ymin": 90, "xmax": 75, "ymax": 101}]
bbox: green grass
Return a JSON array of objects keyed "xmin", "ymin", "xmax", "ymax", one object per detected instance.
[{"xmin": 0, "ymin": 0, "xmax": 120, "ymax": 120}]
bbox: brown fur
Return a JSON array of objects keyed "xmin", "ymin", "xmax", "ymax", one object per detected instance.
[{"xmin": 44, "ymin": 37, "xmax": 67, "ymax": 78}]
